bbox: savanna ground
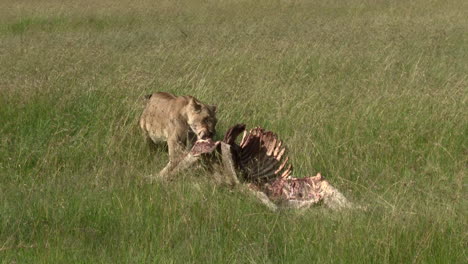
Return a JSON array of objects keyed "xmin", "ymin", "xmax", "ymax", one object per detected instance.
[{"xmin": 0, "ymin": 0, "xmax": 467, "ymax": 263}]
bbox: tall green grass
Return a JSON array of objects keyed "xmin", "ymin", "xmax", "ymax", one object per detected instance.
[{"xmin": 1, "ymin": 0, "xmax": 466, "ymax": 262}]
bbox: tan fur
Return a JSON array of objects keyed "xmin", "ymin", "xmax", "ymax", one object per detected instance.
[{"xmin": 139, "ymin": 92, "xmax": 217, "ymax": 176}]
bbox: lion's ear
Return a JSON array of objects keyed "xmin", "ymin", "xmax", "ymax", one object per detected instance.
[
  {"xmin": 190, "ymin": 98, "xmax": 202, "ymax": 112},
  {"xmin": 211, "ymin": 105, "xmax": 217, "ymax": 113}
]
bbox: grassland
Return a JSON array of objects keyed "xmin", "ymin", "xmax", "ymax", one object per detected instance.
[{"xmin": 0, "ymin": 0, "xmax": 467, "ymax": 263}]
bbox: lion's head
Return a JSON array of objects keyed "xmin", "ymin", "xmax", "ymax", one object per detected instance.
[{"xmin": 186, "ymin": 97, "xmax": 217, "ymax": 140}]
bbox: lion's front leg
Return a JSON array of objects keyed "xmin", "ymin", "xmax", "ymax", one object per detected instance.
[
  {"xmin": 159, "ymin": 135, "xmax": 188, "ymax": 178},
  {"xmin": 167, "ymin": 134, "xmax": 188, "ymax": 162}
]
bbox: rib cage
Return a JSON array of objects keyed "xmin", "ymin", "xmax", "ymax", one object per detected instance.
[
  {"xmin": 224, "ymin": 125, "xmax": 293, "ymax": 184},
  {"xmin": 184, "ymin": 124, "xmax": 353, "ymax": 209}
]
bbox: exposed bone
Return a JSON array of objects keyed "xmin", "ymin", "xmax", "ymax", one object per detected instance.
[
  {"xmin": 273, "ymin": 141, "xmax": 282, "ymax": 157},
  {"xmin": 275, "ymin": 147, "xmax": 285, "ymax": 161},
  {"xmin": 238, "ymin": 127, "xmax": 292, "ymax": 183},
  {"xmin": 275, "ymin": 157, "xmax": 289, "ymax": 175},
  {"xmin": 223, "ymin": 124, "xmax": 246, "ymax": 145}
]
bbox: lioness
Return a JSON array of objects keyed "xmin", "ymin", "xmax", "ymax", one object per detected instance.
[{"xmin": 139, "ymin": 92, "xmax": 217, "ymax": 177}]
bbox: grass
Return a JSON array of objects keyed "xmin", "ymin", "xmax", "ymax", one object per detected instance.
[{"xmin": 0, "ymin": 0, "xmax": 467, "ymax": 263}]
